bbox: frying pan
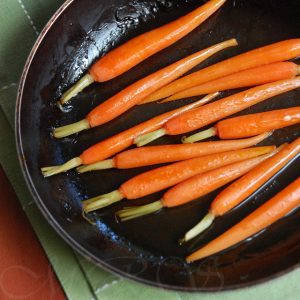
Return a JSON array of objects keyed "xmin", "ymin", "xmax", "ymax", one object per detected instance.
[{"xmin": 16, "ymin": 0, "xmax": 300, "ymax": 291}]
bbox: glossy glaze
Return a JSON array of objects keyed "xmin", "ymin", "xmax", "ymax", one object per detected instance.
[
  {"xmin": 164, "ymin": 77, "xmax": 300, "ymax": 135},
  {"xmin": 16, "ymin": 0, "xmax": 300, "ymax": 291},
  {"xmin": 216, "ymin": 106, "xmax": 300, "ymax": 138}
]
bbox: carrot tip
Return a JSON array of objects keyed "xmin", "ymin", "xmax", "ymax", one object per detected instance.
[
  {"xmin": 60, "ymin": 73, "xmax": 94, "ymax": 105},
  {"xmin": 182, "ymin": 212, "xmax": 215, "ymax": 243},
  {"xmin": 116, "ymin": 200, "xmax": 163, "ymax": 222},
  {"xmin": 182, "ymin": 127, "xmax": 217, "ymax": 143},
  {"xmin": 77, "ymin": 159, "xmax": 115, "ymax": 173},
  {"xmin": 41, "ymin": 157, "xmax": 82, "ymax": 177},
  {"xmin": 83, "ymin": 190, "xmax": 123, "ymax": 213},
  {"xmin": 135, "ymin": 129, "xmax": 166, "ymax": 147},
  {"xmin": 53, "ymin": 119, "xmax": 90, "ymax": 138}
]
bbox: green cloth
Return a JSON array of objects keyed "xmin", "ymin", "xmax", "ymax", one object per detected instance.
[{"xmin": 0, "ymin": 1, "xmax": 299, "ymax": 299}]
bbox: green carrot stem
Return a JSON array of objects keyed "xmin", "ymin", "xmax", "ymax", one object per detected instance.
[
  {"xmin": 180, "ymin": 212, "xmax": 215, "ymax": 244},
  {"xmin": 83, "ymin": 190, "xmax": 123, "ymax": 213},
  {"xmin": 116, "ymin": 200, "xmax": 163, "ymax": 221},
  {"xmin": 41, "ymin": 157, "xmax": 82, "ymax": 177},
  {"xmin": 182, "ymin": 127, "xmax": 217, "ymax": 143},
  {"xmin": 53, "ymin": 119, "xmax": 90, "ymax": 139},
  {"xmin": 77, "ymin": 159, "xmax": 115, "ymax": 173},
  {"xmin": 134, "ymin": 129, "xmax": 166, "ymax": 147},
  {"xmin": 82, "ymin": 211, "xmax": 96, "ymax": 225},
  {"xmin": 60, "ymin": 74, "xmax": 94, "ymax": 105}
]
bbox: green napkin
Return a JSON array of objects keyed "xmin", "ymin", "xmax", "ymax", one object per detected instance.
[{"xmin": 0, "ymin": 1, "xmax": 299, "ymax": 299}]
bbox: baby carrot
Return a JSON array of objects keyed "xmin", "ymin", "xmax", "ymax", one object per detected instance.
[
  {"xmin": 135, "ymin": 77, "xmax": 300, "ymax": 146},
  {"xmin": 116, "ymin": 150, "xmax": 275, "ymax": 221},
  {"xmin": 144, "ymin": 39, "xmax": 300, "ymax": 102},
  {"xmin": 183, "ymin": 106, "xmax": 300, "ymax": 143},
  {"xmin": 77, "ymin": 133, "xmax": 270, "ymax": 173},
  {"xmin": 158, "ymin": 62, "xmax": 300, "ymax": 103},
  {"xmin": 60, "ymin": 0, "xmax": 227, "ymax": 104},
  {"xmin": 54, "ymin": 40, "xmax": 236, "ymax": 138},
  {"xmin": 82, "ymin": 146, "xmax": 274, "ymax": 213},
  {"xmin": 41, "ymin": 94, "xmax": 217, "ymax": 177},
  {"xmin": 182, "ymin": 138, "xmax": 300, "ymax": 243},
  {"xmin": 186, "ymin": 178, "xmax": 300, "ymax": 263}
]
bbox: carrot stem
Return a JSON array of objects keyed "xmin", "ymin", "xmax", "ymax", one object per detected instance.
[
  {"xmin": 76, "ymin": 159, "xmax": 115, "ymax": 173},
  {"xmin": 186, "ymin": 177, "xmax": 300, "ymax": 262},
  {"xmin": 83, "ymin": 190, "xmax": 123, "ymax": 213},
  {"xmin": 180, "ymin": 212, "xmax": 215, "ymax": 244},
  {"xmin": 78, "ymin": 133, "xmax": 270, "ymax": 172},
  {"xmin": 182, "ymin": 127, "xmax": 217, "ymax": 143},
  {"xmin": 42, "ymin": 92, "xmax": 220, "ymax": 177},
  {"xmin": 115, "ymin": 148, "xmax": 275, "ymax": 222},
  {"xmin": 60, "ymin": 74, "xmax": 95, "ymax": 105},
  {"xmin": 135, "ymin": 93, "xmax": 218, "ymax": 146},
  {"xmin": 53, "ymin": 119, "xmax": 90, "ymax": 139},
  {"xmin": 181, "ymin": 143, "xmax": 289, "ymax": 242},
  {"xmin": 135, "ymin": 129, "xmax": 166, "ymax": 147},
  {"xmin": 116, "ymin": 200, "xmax": 163, "ymax": 221},
  {"xmin": 41, "ymin": 157, "xmax": 82, "ymax": 177}
]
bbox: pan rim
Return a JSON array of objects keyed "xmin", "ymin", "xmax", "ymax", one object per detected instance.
[{"xmin": 14, "ymin": 0, "xmax": 300, "ymax": 293}]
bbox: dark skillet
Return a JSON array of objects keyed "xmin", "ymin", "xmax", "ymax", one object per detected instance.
[{"xmin": 16, "ymin": 0, "xmax": 300, "ymax": 291}]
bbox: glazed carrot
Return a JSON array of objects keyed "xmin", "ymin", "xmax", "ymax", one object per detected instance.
[
  {"xmin": 82, "ymin": 146, "xmax": 275, "ymax": 213},
  {"xmin": 183, "ymin": 106, "xmax": 300, "ymax": 143},
  {"xmin": 143, "ymin": 39, "xmax": 300, "ymax": 102},
  {"xmin": 157, "ymin": 62, "xmax": 300, "ymax": 103},
  {"xmin": 60, "ymin": 0, "xmax": 227, "ymax": 104},
  {"xmin": 186, "ymin": 178, "xmax": 300, "ymax": 262},
  {"xmin": 41, "ymin": 94, "xmax": 217, "ymax": 177},
  {"xmin": 135, "ymin": 77, "xmax": 300, "ymax": 146},
  {"xmin": 182, "ymin": 139, "xmax": 300, "ymax": 242},
  {"xmin": 54, "ymin": 40, "xmax": 237, "ymax": 138},
  {"xmin": 76, "ymin": 133, "xmax": 270, "ymax": 173},
  {"xmin": 116, "ymin": 151, "xmax": 275, "ymax": 221}
]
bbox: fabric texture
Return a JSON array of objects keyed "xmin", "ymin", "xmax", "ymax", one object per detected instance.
[{"xmin": 0, "ymin": 1, "xmax": 299, "ymax": 299}]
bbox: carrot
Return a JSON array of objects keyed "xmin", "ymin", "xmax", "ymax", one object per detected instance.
[
  {"xmin": 54, "ymin": 40, "xmax": 236, "ymax": 138},
  {"xmin": 182, "ymin": 138, "xmax": 300, "ymax": 243},
  {"xmin": 41, "ymin": 94, "xmax": 217, "ymax": 177},
  {"xmin": 82, "ymin": 146, "xmax": 275, "ymax": 213},
  {"xmin": 135, "ymin": 77, "xmax": 300, "ymax": 146},
  {"xmin": 186, "ymin": 177, "xmax": 300, "ymax": 263},
  {"xmin": 183, "ymin": 106, "xmax": 300, "ymax": 143},
  {"xmin": 158, "ymin": 62, "xmax": 300, "ymax": 103},
  {"xmin": 60, "ymin": 0, "xmax": 227, "ymax": 104},
  {"xmin": 76, "ymin": 133, "xmax": 270, "ymax": 173},
  {"xmin": 116, "ymin": 150, "xmax": 276, "ymax": 221},
  {"xmin": 143, "ymin": 39, "xmax": 300, "ymax": 102}
]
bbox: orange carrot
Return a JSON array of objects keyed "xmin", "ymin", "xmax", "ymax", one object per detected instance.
[
  {"xmin": 82, "ymin": 146, "xmax": 274, "ymax": 213},
  {"xmin": 76, "ymin": 133, "xmax": 270, "ymax": 173},
  {"xmin": 144, "ymin": 39, "xmax": 300, "ymax": 102},
  {"xmin": 182, "ymin": 138, "xmax": 300, "ymax": 242},
  {"xmin": 41, "ymin": 94, "xmax": 217, "ymax": 177},
  {"xmin": 60, "ymin": 0, "xmax": 227, "ymax": 104},
  {"xmin": 54, "ymin": 40, "xmax": 236, "ymax": 138},
  {"xmin": 116, "ymin": 151, "xmax": 275, "ymax": 221},
  {"xmin": 157, "ymin": 62, "xmax": 299, "ymax": 103},
  {"xmin": 186, "ymin": 178, "xmax": 300, "ymax": 262},
  {"xmin": 183, "ymin": 106, "xmax": 300, "ymax": 143},
  {"xmin": 135, "ymin": 77, "xmax": 300, "ymax": 146}
]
